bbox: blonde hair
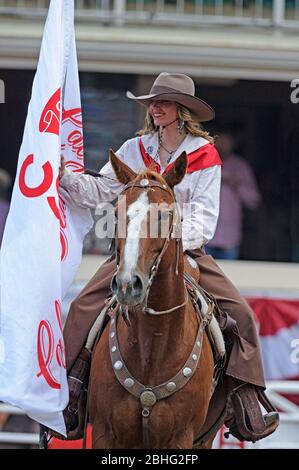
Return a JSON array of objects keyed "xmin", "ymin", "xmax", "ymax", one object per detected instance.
[{"xmin": 136, "ymin": 103, "xmax": 214, "ymax": 143}]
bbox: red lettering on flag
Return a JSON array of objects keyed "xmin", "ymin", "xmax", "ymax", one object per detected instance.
[
  {"xmin": 55, "ymin": 301, "xmax": 66, "ymax": 369},
  {"xmin": 65, "ymin": 161, "xmax": 84, "ymax": 174},
  {"xmin": 62, "ymin": 107, "xmax": 82, "ymax": 129},
  {"xmin": 60, "ymin": 229, "xmax": 68, "ymax": 262},
  {"xmin": 47, "ymin": 195, "xmax": 66, "ymax": 229},
  {"xmin": 47, "ymin": 178, "xmax": 68, "ymax": 260},
  {"xmin": 39, "ymin": 88, "xmax": 61, "ymax": 136},
  {"xmin": 67, "ymin": 130, "xmax": 84, "ymax": 160},
  {"xmin": 19, "ymin": 154, "xmax": 53, "ymax": 198},
  {"xmin": 36, "ymin": 320, "xmax": 60, "ymax": 390},
  {"xmin": 36, "ymin": 300, "xmax": 66, "ymax": 389}
]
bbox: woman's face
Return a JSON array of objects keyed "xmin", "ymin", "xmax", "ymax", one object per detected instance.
[{"xmin": 148, "ymin": 99, "xmax": 178, "ymax": 128}]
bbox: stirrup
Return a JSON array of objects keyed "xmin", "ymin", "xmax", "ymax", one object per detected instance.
[
  {"xmin": 65, "ymin": 388, "xmax": 88, "ymax": 440},
  {"xmin": 49, "ymin": 388, "xmax": 88, "ymax": 441},
  {"xmin": 49, "ymin": 347, "xmax": 91, "ymax": 441},
  {"xmin": 225, "ymin": 384, "xmax": 279, "ymax": 443}
]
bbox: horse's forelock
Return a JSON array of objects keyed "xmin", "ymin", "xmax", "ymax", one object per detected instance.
[{"xmin": 132, "ymin": 169, "xmax": 173, "ymax": 195}]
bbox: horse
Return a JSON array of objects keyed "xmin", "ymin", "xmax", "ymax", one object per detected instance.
[{"xmin": 89, "ymin": 150, "xmax": 215, "ymax": 449}]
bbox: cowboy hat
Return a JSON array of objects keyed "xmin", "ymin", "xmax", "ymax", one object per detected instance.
[{"xmin": 126, "ymin": 72, "xmax": 215, "ymax": 122}]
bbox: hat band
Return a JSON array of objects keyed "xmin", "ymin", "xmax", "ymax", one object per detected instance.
[{"xmin": 149, "ymin": 85, "xmax": 194, "ymax": 96}]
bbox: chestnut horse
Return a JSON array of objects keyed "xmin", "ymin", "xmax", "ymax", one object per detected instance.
[{"xmin": 89, "ymin": 150, "xmax": 215, "ymax": 449}]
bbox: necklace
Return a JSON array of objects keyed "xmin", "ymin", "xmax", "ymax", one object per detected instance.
[
  {"xmin": 156, "ymin": 128, "xmax": 186, "ymax": 164},
  {"xmin": 159, "ymin": 141, "xmax": 179, "ymax": 163}
]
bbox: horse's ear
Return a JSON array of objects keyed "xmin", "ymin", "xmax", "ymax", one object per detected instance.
[
  {"xmin": 164, "ymin": 151, "xmax": 188, "ymax": 188},
  {"xmin": 109, "ymin": 149, "xmax": 137, "ymax": 185}
]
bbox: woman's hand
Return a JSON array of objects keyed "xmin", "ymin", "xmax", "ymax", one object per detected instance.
[{"xmin": 59, "ymin": 155, "xmax": 66, "ymax": 180}]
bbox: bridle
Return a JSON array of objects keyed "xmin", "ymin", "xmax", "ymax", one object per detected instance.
[{"xmin": 113, "ymin": 177, "xmax": 189, "ymax": 316}]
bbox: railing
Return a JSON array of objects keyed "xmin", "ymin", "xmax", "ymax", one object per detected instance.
[
  {"xmin": 0, "ymin": 404, "xmax": 39, "ymax": 446},
  {"xmin": 0, "ymin": 0, "xmax": 299, "ymax": 29}
]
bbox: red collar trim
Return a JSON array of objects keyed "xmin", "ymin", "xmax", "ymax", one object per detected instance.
[{"xmin": 139, "ymin": 138, "xmax": 222, "ymax": 175}]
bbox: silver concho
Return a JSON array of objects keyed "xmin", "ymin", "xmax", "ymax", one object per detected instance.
[
  {"xmin": 140, "ymin": 178, "xmax": 149, "ymax": 187},
  {"xmin": 113, "ymin": 360, "xmax": 123, "ymax": 371},
  {"xmin": 140, "ymin": 390, "xmax": 157, "ymax": 408},
  {"xmin": 166, "ymin": 382, "xmax": 177, "ymax": 392},
  {"xmin": 183, "ymin": 367, "xmax": 192, "ymax": 378},
  {"xmin": 124, "ymin": 378, "xmax": 134, "ymax": 388}
]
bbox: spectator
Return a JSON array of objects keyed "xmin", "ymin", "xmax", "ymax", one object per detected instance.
[
  {"xmin": 0, "ymin": 168, "xmax": 11, "ymax": 246},
  {"xmin": 206, "ymin": 132, "xmax": 261, "ymax": 260}
]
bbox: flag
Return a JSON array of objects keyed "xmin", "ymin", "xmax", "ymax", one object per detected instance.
[{"xmin": 0, "ymin": 0, "xmax": 92, "ymax": 435}]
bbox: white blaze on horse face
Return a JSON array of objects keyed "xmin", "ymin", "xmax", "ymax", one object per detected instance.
[{"xmin": 123, "ymin": 191, "xmax": 149, "ymax": 283}]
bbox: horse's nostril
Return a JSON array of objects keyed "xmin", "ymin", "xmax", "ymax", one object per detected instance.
[
  {"xmin": 132, "ymin": 274, "xmax": 143, "ymax": 294},
  {"xmin": 111, "ymin": 272, "xmax": 144, "ymax": 301},
  {"xmin": 111, "ymin": 274, "xmax": 118, "ymax": 293}
]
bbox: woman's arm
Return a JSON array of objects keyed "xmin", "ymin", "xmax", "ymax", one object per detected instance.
[
  {"xmin": 181, "ymin": 165, "xmax": 221, "ymax": 251},
  {"xmin": 59, "ymin": 144, "xmax": 127, "ymax": 209}
]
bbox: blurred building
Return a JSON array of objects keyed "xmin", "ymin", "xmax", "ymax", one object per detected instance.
[
  {"xmin": 0, "ymin": 0, "xmax": 299, "ymax": 261},
  {"xmin": 1, "ymin": 3, "xmax": 299, "ymax": 450}
]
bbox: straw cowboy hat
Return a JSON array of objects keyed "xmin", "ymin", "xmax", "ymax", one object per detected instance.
[{"xmin": 126, "ymin": 72, "xmax": 215, "ymax": 122}]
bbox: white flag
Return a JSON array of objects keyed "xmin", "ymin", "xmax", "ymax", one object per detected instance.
[{"xmin": 0, "ymin": 0, "xmax": 92, "ymax": 435}]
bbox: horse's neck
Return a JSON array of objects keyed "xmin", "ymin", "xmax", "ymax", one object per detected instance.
[{"xmin": 147, "ymin": 257, "xmax": 186, "ymax": 313}]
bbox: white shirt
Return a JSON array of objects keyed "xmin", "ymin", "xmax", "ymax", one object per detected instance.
[{"xmin": 59, "ymin": 133, "xmax": 221, "ymax": 251}]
